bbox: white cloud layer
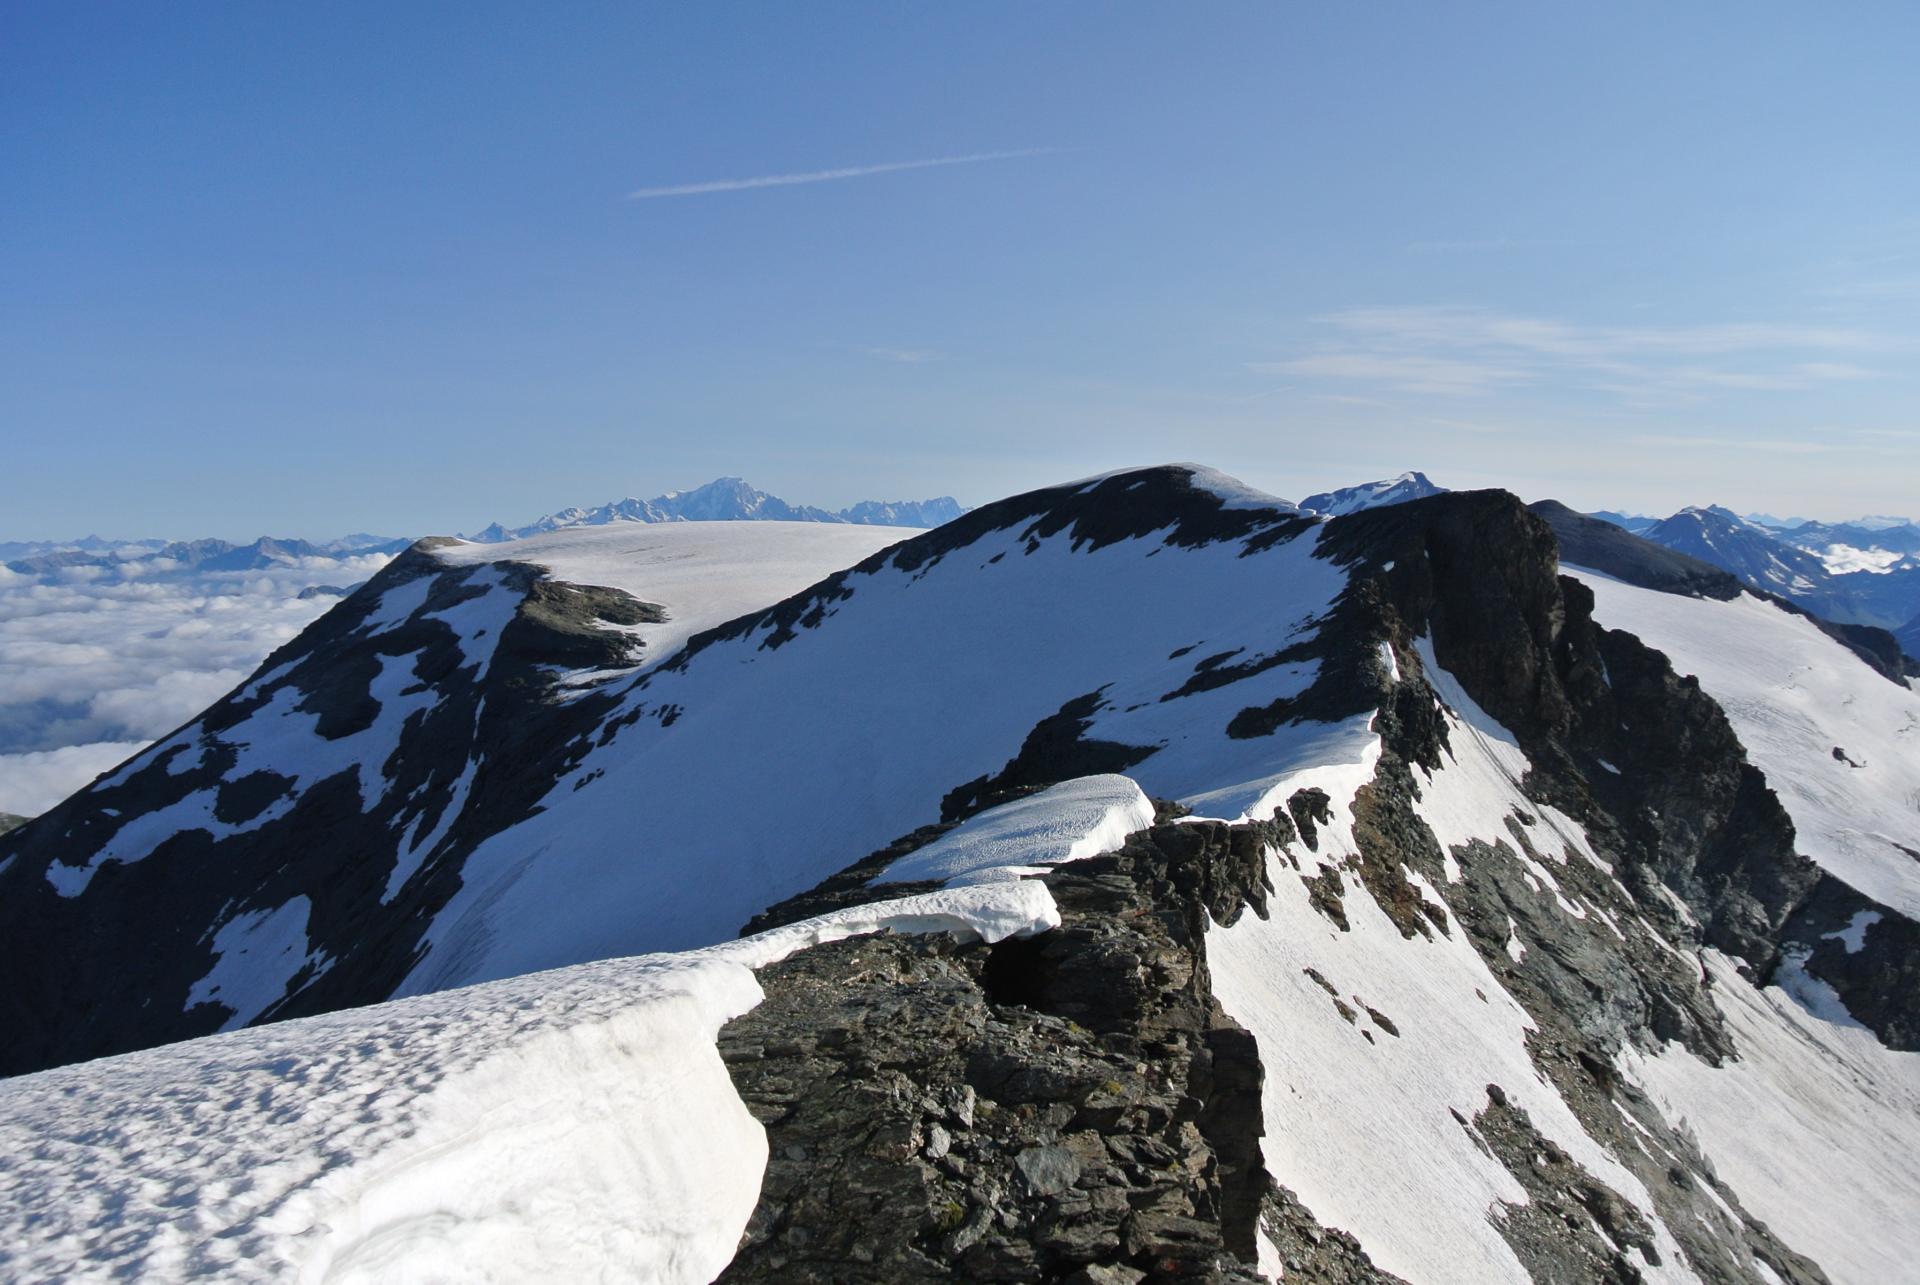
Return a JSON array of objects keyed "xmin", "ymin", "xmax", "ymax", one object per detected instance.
[
  {"xmin": 0, "ymin": 556, "xmax": 390, "ymax": 816},
  {"xmin": 0, "ymin": 742, "xmax": 150, "ymax": 817}
]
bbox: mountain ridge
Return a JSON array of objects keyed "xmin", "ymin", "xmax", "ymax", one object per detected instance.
[{"xmin": 3, "ymin": 463, "xmax": 1916, "ymax": 1282}]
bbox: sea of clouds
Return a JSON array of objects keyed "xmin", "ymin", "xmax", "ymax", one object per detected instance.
[{"xmin": 0, "ymin": 554, "xmax": 392, "ymax": 816}]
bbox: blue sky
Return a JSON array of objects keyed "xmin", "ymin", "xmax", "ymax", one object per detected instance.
[{"xmin": 5, "ymin": 2, "xmax": 1917, "ymax": 538}]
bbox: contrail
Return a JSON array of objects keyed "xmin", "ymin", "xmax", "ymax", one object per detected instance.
[{"xmin": 625, "ymin": 148, "xmax": 1057, "ymax": 200}]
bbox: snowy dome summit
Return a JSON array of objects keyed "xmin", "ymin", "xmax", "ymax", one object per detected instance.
[{"xmin": 2, "ymin": 463, "xmax": 1917, "ymax": 1282}]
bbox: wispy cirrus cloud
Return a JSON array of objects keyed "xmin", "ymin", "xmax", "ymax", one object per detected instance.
[
  {"xmin": 625, "ymin": 148, "xmax": 1057, "ymax": 201},
  {"xmin": 1259, "ymin": 305, "xmax": 1909, "ymax": 401}
]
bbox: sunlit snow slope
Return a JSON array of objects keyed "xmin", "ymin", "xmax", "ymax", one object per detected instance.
[
  {"xmin": 0, "ymin": 882, "xmax": 1057, "ymax": 1284},
  {"xmin": 1570, "ymin": 569, "xmax": 1920, "ymax": 920}
]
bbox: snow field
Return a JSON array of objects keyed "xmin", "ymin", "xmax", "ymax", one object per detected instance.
[
  {"xmin": 1620, "ymin": 951, "xmax": 1920, "ymax": 1285},
  {"xmin": 1570, "ymin": 569, "xmax": 1920, "ymax": 920},
  {"xmin": 0, "ymin": 882, "xmax": 1060, "ymax": 1283},
  {"xmin": 405, "ymin": 519, "xmax": 1357, "ymax": 995}
]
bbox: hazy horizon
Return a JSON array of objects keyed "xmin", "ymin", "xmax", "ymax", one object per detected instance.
[{"xmin": 0, "ymin": 460, "xmax": 1908, "ymax": 546}]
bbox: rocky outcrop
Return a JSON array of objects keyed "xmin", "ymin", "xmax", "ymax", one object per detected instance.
[
  {"xmin": 1318, "ymin": 493, "xmax": 1915, "ymax": 1050},
  {"xmin": 718, "ymin": 811, "xmax": 1377, "ymax": 1283}
]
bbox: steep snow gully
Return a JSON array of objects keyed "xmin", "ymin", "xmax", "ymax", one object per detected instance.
[{"xmin": 1, "ymin": 465, "xmax": 1916, "ymax": 1283}]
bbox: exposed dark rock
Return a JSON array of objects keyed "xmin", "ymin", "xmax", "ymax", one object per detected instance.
[
  {"xmin": 719, "ymin": 814, "xmax": 1292, "ymax": 1283},
  {"xmin": 1309, "ymin": 492, "xmax": 1920, "ymax": 1052},
  {"xmin": 1781, "ymin": 879, "xmax": 1920, "ymax": 1050},
  {"xmin": 942, "ymin": 692, "xmax": 1157, "ymax": 823}
]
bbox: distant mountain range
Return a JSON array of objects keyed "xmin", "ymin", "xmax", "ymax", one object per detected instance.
[
  {"xmin": 1629, "ymin": 505, "xmax": 1920, "ymax": 636},
  {"xmin": 464, "ymin": 476, "xmax": 967, "ymax": 543},
  {"xmin": 9, "ymin": 473, "xmax": 1915, "ymax": 657},
  {"xmin": 1, "ymin": 534, "xmax": 413, "ymax": 579},
  {"xmin": 2, "ymin": 480, "xmax": 967, "ymax": 582}
]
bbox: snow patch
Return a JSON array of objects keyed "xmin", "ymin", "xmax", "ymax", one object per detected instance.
[
  {"xmin": 877, "ymin": 775, "xmax": 1155, "ymax": 886},
  {"xmin": 433, "ymin": 521, "xmax": 910, "ymax": 675},
  {"xmin": 1822, "ymin": 910, "xmax": 1882, "ymax": 954},
  {"xmin": 1178, "ymin": 463, "xmax": 1298, "ymax": 513},
  {"xmin": 184, "ymin": 897, "xmax": 319, "ymax": 1029}
]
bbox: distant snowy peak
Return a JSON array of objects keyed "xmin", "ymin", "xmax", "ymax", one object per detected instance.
[
  {"xmin": 1637, "ymin": 503, "xmax": 1920, "ymax": 634},
  {"xmin": 469, "ymin": 477, "xmax": 967, "ymax": 542},
  {"xmin": 1643, "ymin": 505, "xmax": 1828, "ymax": 595},
  {"xmin": 1299, "ymin": 470, "xmax": 1445, "ymax": 517},
  {"xmin": 837, "ymin": 496, "xmax": 968, "ymax": 527}
]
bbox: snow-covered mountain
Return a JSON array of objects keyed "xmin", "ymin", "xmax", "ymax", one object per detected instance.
[
  {"xmin": 1629, "ymin": 505, "xmax": 1920, "ymax": 638},
  {"xmin": 467, "ymin": 476, "xmax": 967, "ymax": 543},
  {"xmin": 1298, "ymin": 470, "xmax": 1445, "ymax": 516},
  {"xmin": 1638, "ymin": 505, "xmax": 1825, "ymax": 594},
  {"xmin": 3, "ymin": 465, "xmax": 1916, "ymax": 1282}
]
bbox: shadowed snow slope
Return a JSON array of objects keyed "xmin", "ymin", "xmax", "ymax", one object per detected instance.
[{"xmin": 0, "ymin": 883, "xmax": 1058, "ymax": 1284}]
